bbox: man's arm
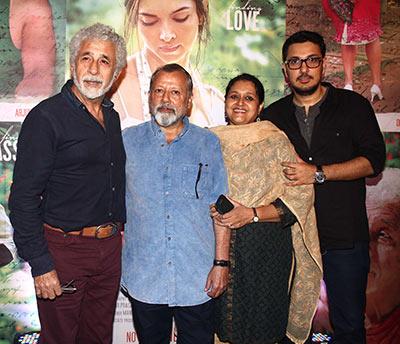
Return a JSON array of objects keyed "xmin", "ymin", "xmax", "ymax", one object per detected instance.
[
  {"xmin": 9, "ymin": 109, "xmax": 61, "ymax": 299},
  {"xmin": 204, "ymin": 135, "xmax": 230, "ymax": 298},
  {"xmin": 205, "ymin": 222, "xmax": 230, "ymax": 298},
  {"xmin": 283, "ymin": 95, "xmax": 386, "ymax": 186},
  {"xmin": 282, "ymin": 156, "xmax": 375, "ymax": 186}
]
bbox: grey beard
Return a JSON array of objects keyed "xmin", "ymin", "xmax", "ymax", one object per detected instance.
[{"xmin": 154, "ymin": 110, "xmax": 183, "ymax": 127}]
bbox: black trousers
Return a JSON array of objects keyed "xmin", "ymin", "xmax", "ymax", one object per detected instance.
[
  {"xmin": 130, "ymin": 298, "xmax": 215, "ymax": 344},
  {"xmin": 323, "ymin": 242, "xmax": 370, "ymax": 344}
]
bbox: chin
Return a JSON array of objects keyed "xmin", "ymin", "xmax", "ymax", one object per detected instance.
[{"xmin": 293, "ymin": 83, "xmax": 319, "ymax": 96}]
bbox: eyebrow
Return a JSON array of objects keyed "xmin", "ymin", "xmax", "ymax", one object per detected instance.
[
  {"xmin": 288, "ymin": 54, "xmax": 321, "ymax": 59},
  {"xmin": 81, "ymin": 51, "xmax": 111, "ymax": 61},
  {"xmin": 139, "ymin": 6, "xmax": 190, "ymax": 17}
]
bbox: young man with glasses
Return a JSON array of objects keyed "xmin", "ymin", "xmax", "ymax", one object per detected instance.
[{"xmin": 261, "ymin": 31, "xmax": 386, "ymax": 343}]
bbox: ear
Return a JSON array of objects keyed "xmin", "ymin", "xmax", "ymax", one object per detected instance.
[
  {"xmin": 321, "ymin": 57, "xmax": 327, "ymax": 78},
  {"xmin": 258, "ymin": 101, "xmax": 264, "ymax": 115},
  {"xmin": 187, "ymin": 95, "xmax": 193, "ymax": 117},
  {"xmin": 113, "ymin": 70, "xmax": 122, "ymax": 82},
  {"xmin": 281, "ymin": 64, "xmax": 289, "ymax": 84}
]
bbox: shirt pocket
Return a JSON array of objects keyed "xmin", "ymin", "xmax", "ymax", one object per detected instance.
[{"xmin": 181, "ymin": 163, "xmax": 211, "ymax": 199}]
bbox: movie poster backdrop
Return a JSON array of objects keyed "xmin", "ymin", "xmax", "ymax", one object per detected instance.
[{"xmin": 0, "ymin": 0, "xmax": 399, "ymax": 343}]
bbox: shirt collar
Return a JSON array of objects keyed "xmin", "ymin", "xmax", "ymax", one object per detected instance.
[{"xmin": 292, "ymin": 84, "xmax": 329, "ymax": 112}]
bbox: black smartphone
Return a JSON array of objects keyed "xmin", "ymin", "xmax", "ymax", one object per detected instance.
[{"xmin": 215, "ymin": 194, "xmax": 234, "ymax": 214}]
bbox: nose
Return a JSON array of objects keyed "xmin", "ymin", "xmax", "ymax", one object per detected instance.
[
  {"xmin": 160, "ymin": 22, "xmax": 176, "ymax": 42},
  {"xmin": 161, "ymin": 90, "xmax": 170, "ymax": 103},
  {"xmin": 88, "ymin": 60, "xmax": 99, "ymax": 75},
  {"xmin": 299, "ymin": 60, "xmax": 309, "ymax": 73}
]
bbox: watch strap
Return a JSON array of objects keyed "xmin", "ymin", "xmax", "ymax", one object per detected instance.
[{"xmin": 213, "ymin": 259, "xmax": 230, "ymax": 267}]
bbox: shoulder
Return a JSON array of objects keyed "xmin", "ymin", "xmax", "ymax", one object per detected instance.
[
  {"xmin": 188, "ymin": 124, "xmax": 220, "ymax": 143},
  {"xmin": 266, "ymin": 93, "xmax": 293, "ymax": 111},
  {"xmin": 262, "ymin": 93, "xmax": 293, "ymax": 120},
  {"xmin": 324, "ymin": 83, "xmax": 375, "ymax": 118},
  {"xmin": 25, "ymin": 92, "xmax": 64, "ymax": 120},
  {"xmin": 122, "ymin": 121, "xmax": 149, "ymax": 141}
]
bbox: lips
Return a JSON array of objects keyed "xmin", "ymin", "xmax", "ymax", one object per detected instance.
[
  {"xmin": 297, "ymin": 74, "xmax": 312, "ymax": 84},
  {"xmin": 232, "ymin": 107, "xmax": 246, "ymax": 113},
  {"xmin": 159, "ymin": 44, "xmax": 180, "ymax": 53},
  {"xmin": 83, "ymin": 77, "xmax": 103, "ymax": 88}
]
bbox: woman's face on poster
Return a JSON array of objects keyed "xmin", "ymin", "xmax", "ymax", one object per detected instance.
[
  {"xmin": 137, "ymin": 0, "xmax": 200, "ymax": 64},
  {"xmin": 366, "ymin": 201, "xmax": 400, "ymax": 321}
]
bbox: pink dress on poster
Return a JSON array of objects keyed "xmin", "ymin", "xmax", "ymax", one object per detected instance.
[{"xmin": 322, "ymin": 0, "xmax": 383, "ymax": 44}]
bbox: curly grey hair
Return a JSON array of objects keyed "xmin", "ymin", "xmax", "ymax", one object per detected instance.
[{"xmin": 69, "ymin": 23, "xmax": 127, "ymax": 76}]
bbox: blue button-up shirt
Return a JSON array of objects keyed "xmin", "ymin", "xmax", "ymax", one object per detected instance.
[{"xmin": 122, "ymin": 116, "xmax": 228, "ymax": 306}]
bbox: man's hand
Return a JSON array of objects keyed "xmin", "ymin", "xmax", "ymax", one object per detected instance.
[
  {"xmin": 34, "ymin": 269, "xmax": 62, "ymax": 300},
  {"xmin": 281, "ymin": 156, "xmax": 316, "ymax": 186},
  {"xmin": 204, "ymin": 266, "xmax": 229, "ymax": 298}
]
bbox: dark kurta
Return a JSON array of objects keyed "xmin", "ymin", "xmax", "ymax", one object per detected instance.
[{"xmin": 216, "ymin": 199, "xmax": 296, "ymax": 344}]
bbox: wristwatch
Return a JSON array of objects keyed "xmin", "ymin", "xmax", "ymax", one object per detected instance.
[
  {"xmin": 252, "ymin": 208, "xmax": 259, "ymax": 223},
  {"xmin": 213, "ymin": 259, "xmax": 230, "ymax": 267},
  {"xmin": 315, "ymin": 165, "xmax": 326, "ymax": 184}
]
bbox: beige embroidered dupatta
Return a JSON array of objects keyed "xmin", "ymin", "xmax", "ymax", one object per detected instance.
[{"xmin": 211, "ymin": 121, "xmax": 322, "ymax": 344}]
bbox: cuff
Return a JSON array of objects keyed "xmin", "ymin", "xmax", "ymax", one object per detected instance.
[{"xmin": 29, "ymin": 252, "xmax": 55, "ymax": 277}]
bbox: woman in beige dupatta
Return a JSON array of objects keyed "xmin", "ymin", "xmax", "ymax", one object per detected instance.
[{"xmin": 211, "ymin": 74, "xmax": 322, "ymax": 344}]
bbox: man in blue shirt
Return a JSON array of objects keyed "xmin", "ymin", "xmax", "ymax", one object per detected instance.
[{"xmin": 122, "ymin": 63, "xmax": 230, "ymax": 344}]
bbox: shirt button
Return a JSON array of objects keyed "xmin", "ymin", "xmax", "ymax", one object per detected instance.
[
  {"xmin": 112, "ymin": 187, "xmax": 116, "ymax": 191},
  {"xmin": 110, "ymin": 162, "xmax": 114, "ymax": 166},
  {"xmin": 166, "ymin": 215, "xmax": 170, "ymax": 219},
  {"xmin": 308, "ymin": 157, "xmax": 313, "ymax": 162},
  {"xmin": 167, "ymin": 261, "xmax": 172, "ymax": 266},
  {"xmin": 165, "ymin": 191, "xmax": 169, "ymax": 195},
  {"xmin": 168, "ymin": 237, "xmax": 171, "ymax": 241},
  {"xmin": 161, "ymin": 144, "xmax": 165, "ymax": 147},
  {"xmin": 108, "ymin": 212, "xmax": 112, "ymax": 217}
]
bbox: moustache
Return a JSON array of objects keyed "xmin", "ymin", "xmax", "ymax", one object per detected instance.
[
  {"xmin": 82, "ymin": 76, "xmax": 103, "ymax": 84},
  {"xmin": 297, "ymin": 73, "xmax": 313, "ymax": 81},
  {"xmin": 156, "ymin": 103, "xmax": 176, "ymax": 114}
]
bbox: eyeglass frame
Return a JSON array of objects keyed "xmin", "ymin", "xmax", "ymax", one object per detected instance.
[{"xmin": 284, "ymin": 56, "xmax": 323, "ymax": 70}]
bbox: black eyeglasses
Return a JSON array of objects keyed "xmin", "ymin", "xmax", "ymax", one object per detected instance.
[{"xmin": 284, "ymin": 56, "xmax": 323, "ymax": 70}]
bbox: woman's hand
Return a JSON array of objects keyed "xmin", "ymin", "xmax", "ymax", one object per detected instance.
[{"xmin": 211, "ymin": 197, "xmax": 254, "ymax": 229}]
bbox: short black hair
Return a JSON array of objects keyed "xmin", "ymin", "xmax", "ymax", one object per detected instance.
[
  {"xmin": 149, "ymin": 63, "xmax": 193, "ymax": 96},
  {"xmin": 225, "ymin": 73, "xmax": 265, "ymax": 104},
  {"xmin": 282, "ymin": 31, "xmax": 326, "ymax": 62}
]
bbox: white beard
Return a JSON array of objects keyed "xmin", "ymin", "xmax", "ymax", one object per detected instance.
[{"xmin": 73, "ymin": 71, "xmax": 114, "ymax": 100}]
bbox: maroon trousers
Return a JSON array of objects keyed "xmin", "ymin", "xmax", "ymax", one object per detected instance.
[{"xmin": 37, "ymin": 229, "xmax": 122, "ymax": 344}]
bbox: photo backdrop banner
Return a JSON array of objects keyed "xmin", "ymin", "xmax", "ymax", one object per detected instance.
[{"xmin": 0, "ymin": 1, "xmax": 399, "ymax": 343}]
